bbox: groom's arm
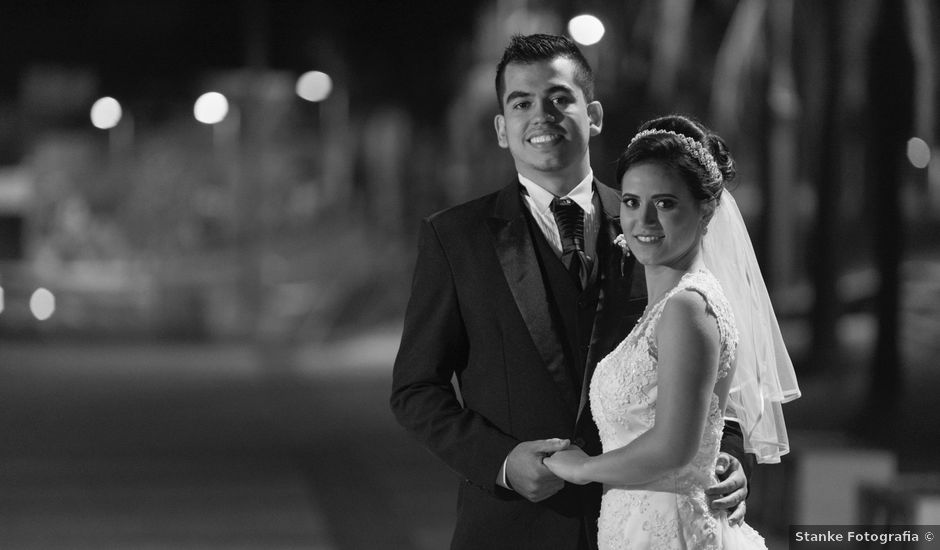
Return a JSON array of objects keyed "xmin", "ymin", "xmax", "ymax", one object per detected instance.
[
  {"xmin": 390, "ymin": 219, "xmax": 518, "ymax": 492},
  {"xmin": 710, "ymin": 419, "xmax": 754, "ymax": 523},
  {"xmin": 719, "ymin": 419, "xmax": 754, "ymax": 482}
]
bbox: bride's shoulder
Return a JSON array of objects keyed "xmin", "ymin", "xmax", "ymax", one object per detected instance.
[
  {"xmin": 658, "ymin": 289, "xmax": 718, "ymax": 341},
  {"xmin": 655, "ymin": 290, "xmax": 721, "ymax": 373}
]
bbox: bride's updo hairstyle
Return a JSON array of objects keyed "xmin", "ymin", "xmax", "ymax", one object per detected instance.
[{"xmin": 616, "ymin": 114, "xmax": 736, "ymax": 208}]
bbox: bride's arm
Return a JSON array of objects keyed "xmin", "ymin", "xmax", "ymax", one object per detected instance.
[{"xmin": 545, "ymin": 291, "xmax": 719, "ymax": 486}]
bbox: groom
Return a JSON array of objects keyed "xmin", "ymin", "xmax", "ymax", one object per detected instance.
[{"xmin": 391, "ymin": 34, "xmax": 750, "ymax": 550}]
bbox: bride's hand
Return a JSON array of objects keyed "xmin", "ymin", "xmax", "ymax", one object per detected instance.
[{"xmin": 542, "ymin": 447, "xmax": 591, "ymax": 485}]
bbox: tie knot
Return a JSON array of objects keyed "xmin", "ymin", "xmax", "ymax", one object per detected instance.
[{"xmin": 551, "ymin": 197, "xmax": 585, "ymax": 253}]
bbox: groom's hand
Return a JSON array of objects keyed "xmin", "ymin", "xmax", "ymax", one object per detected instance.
[
  {"xmin": 505, "ymin": 438, "xmax": 569, "ymax": 502},
  {"xmin": 705, "ymin": 452, "xmax": 748, "ymax": 525}
]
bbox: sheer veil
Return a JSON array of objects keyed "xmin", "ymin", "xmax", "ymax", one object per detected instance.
[{"xmin": 702, "ymin": 191, "xmax": 801, "ymax": 464}]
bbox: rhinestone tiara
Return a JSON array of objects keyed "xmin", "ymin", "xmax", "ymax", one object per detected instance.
[{"xmin": 628, "ymin": 129, "xmax": 722, "ymax": 183}]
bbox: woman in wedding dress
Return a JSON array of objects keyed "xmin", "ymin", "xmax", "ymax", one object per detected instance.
[{"xmin": 544, "ymin": 115, "xmax": 800, "ymax": 549}]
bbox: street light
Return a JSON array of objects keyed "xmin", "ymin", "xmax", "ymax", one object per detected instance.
[
  {"xmin": 907, "ymin": 137, "xmax": 930, "ymax": 169},
  {"xmin": 30, "ymin": 287, "xmax": 55, "ymax": 321},
  {"xmin": 90, "ymin": 96, "xmax": 122, "ymax": 129},
  {"xmin": 568, "ymin": 14, "xmax": 605, "ymax": 46},
  {"xmin": 194, "ymin": 91, "xmax": 239, "ymax": 151},
  {"xmin": 91, "ymin": 96, "xmax": 133, "ymax": 157},
  {"xmin": 194, "ymin": 91, "xmax": 230, "ymax": 125},
  {"xmin": 296, "ymin": 71, "xmax": 332, "ymax": 103}
]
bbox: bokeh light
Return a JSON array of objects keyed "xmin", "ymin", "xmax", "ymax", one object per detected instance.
[
  {"xmin": 907, "ymin": 137, "xmax": 931, "ymax": 169},
  {"xmin": 30, "ymin": 287, "xmax": 55, "ymax": 321},
  {"xmin": 90, "ymin": 96, "xmax": 123, "ymax": 130},
  {"xmin": 568, "ymin": 14, "xmax": 605, "ymax": 46},
  {"xmin": 296, "ymin": 71, "xmax": 333, "ymax": 102},
  {"xmin": 0, "ymin": 285, "xmax": 4, "ymax": 314},
  {"xmin": 193, "ymin": 92, "xmax": 230, "ymax": 124}
]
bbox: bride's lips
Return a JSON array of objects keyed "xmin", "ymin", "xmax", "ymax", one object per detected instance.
[{"xmin": 634, "ymin": 234, "xmax": 664, "ymax": 244}]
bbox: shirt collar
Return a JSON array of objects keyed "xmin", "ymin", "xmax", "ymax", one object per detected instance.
[{"xmin": 518, "ymin": 171, "xmax": 595, "ymax": 214}]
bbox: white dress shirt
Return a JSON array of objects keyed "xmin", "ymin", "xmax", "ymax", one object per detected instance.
[{"xmin": 518, "ymin": 171, "xmax": 599, "ymax": 264}]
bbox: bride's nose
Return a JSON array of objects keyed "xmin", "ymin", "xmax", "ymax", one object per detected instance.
[{"xmin": 641, "ymin": 203, "xmax": 659, "ymax": 226}]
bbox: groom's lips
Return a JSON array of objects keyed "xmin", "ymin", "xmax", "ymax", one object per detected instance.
[
  {"xmin": 529, "ymin": 134, "xmax": 561, "ymax": 144},
  {"xmin": 526, "ymin": 126, "xmax": 565, "ymax": 146}
]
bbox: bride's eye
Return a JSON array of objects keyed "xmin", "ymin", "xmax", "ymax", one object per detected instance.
[
  {"xmin": 655, "ymin": 199, "xmax": 676, "ymax": 210},
  {"xmin": 621, "ymin": 197, "xmax": 639, "ymax": 208}
]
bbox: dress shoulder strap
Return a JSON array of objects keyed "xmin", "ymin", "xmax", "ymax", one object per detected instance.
[{"xmin": 644, "ymin": 270, "xmax": 739, "ymax": 377}]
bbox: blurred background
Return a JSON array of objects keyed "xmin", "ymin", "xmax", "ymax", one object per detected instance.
[{"xmin": 0, "ymin": 0, "xmax": 938, "ymax": 548}]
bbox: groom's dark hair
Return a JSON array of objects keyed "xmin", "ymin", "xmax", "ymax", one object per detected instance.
[{"xmin": 495, "ymin": 33, "xmax": 595, "ymax": 113}]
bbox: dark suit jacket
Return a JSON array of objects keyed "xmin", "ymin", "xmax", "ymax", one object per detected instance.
[{"xmin": 390, "ymin": 179, "xmax": 746, "ymax": 550}]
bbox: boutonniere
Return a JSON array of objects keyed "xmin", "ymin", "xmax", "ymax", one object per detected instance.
[{"xmin": 614, "ymin": 234, "xmax": 631, "ymax": 277}]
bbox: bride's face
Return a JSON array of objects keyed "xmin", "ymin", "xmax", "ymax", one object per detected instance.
[{"xmin": 619, "ymin": 161, "xmax": 707, "ymax": 271}]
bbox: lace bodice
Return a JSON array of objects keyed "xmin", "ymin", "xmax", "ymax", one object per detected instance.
[{"xmin": 589, "ymin": 269, "xmax": 765, "ymax": 549}]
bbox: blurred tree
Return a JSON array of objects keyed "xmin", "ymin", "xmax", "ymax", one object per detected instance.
[
  {"xmin": 864, "ymin": 0, "xmax": 914, "ymax": 424},
  {"xmin": 763, "ymin": 0, "xmax": 799, "ymax": 294},
  {"xmin": 709, "ymin": 0, "xmax": 802, "ymax": 293},
  {"xmin": 808, "ymin": 0, "xmax": 843, "ymax": 376}
]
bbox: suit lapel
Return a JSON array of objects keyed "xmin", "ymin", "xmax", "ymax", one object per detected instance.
[
  {"xmin": 487, "ymin": 182, "xmax": 579, "ymax": 412},
  {"xmin": 576, "ymin": 181, "xmax": 648, "ymax": 423}
]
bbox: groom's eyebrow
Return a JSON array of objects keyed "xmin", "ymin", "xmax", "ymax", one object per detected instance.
[
  {"xmin": 505, "ymin": 90, "xmax": 532, "ymax": 104},
  {"xmin": 546, "ymin": 84, "xmax": 575, "ymax": 96}
]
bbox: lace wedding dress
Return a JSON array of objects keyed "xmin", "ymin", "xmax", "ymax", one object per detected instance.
[{"xmin": 590, "ymin": 270, "xmax": 767, "ymax": 549}]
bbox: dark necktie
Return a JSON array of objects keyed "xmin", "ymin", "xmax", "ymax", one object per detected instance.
[{"xmin": 550, "ymin": 197, "xmax": 590, "ymax": 290}]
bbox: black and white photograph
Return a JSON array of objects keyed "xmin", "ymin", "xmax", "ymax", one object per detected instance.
[{"xmin": 0, "ymin": 1, "xmax": 938, "ymax": 548}]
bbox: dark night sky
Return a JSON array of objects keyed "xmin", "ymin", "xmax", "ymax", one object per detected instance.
[{"xmin": 1, "ymin": 0, "xmax": 481, "ymax": 117}]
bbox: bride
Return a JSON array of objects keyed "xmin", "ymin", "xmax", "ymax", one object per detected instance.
[{"xmin": 544, "ymin": 115, "xmax": 800, "ymax": 549}]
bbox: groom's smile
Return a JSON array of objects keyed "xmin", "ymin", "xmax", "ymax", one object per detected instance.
[{"xmin": 527, "ymin": 132, "xmax": 564, "ymax": 146}]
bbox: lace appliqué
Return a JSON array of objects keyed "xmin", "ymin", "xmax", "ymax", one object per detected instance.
[{"xmin": 590, "ymin": 270, "xmax": 765, "ymax": 549}]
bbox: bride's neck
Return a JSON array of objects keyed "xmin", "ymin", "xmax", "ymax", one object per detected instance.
[{"xmin": 644, "ymin": 258, "xmax": 706, "ymax": 306}]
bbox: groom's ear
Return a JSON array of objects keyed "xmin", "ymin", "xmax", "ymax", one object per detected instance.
[
  {"xmin": 587, "ymin": 101, "xmax": 603, "ymax": 137},
  {"xmin": 494, "ymin": 114, "xmax": 509, "ymax": 149}
]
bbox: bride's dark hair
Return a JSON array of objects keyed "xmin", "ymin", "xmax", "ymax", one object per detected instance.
[{"xmin": 616, "ymin": 114, "xmax": 735, "ymax": 203}]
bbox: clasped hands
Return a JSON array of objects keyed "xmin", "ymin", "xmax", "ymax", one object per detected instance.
[{"xmin": 505, "ymin": 438, "xmax": 749, "ymax": 524}]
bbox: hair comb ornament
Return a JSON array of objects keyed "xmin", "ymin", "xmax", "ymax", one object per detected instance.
[{"xmin": 628, "ymin": 129, "xmax": 722, "ymax": 183}]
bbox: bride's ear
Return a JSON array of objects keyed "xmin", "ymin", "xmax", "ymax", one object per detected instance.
[{"xmin": 700, "ymin": 202, "xmax": 717, "ymax": 233}]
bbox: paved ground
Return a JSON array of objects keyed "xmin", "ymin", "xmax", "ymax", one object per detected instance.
[{"xmin": 0, "ymin": 336, "xmax": 455, "ymax": 549}]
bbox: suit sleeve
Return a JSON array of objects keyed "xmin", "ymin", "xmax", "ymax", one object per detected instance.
[
  {"xmin": 719, "ymin": 419, "xmax": 755, "ymax": 485},
  {"xmin": 390, "ymin": 219, "xmax": 518, "ymax": 492}
]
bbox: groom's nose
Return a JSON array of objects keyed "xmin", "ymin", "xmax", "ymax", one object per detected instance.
[{"xmin": 534, "ymin": 101, "xmax": 560, "ymax": 123}]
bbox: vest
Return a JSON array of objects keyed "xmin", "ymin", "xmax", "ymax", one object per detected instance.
[{"xmin": 523, "ymin": 208, "xmax": 601, "ymax": 401}]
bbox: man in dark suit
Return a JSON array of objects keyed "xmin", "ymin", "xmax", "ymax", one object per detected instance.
[{"xmin": 390, "ymin": 34, "xmax": 749, "ymax": 550}]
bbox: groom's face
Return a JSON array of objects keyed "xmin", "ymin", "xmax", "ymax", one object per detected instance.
[{"xmin": 494, "ymin": 57, "xmax": 603, "ymax": 185}]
